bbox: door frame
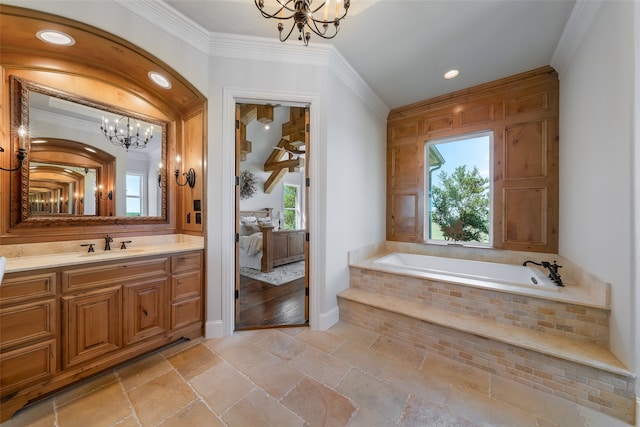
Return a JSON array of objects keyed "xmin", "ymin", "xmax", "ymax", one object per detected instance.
[{"xmin": 220, "ymin": 88, "xmax": 321, "ymax": 336}]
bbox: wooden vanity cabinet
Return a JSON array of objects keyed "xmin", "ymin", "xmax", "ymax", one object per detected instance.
[{"xmin": 0, "ymin": 250, "xmax": 203, "ymax": 422}]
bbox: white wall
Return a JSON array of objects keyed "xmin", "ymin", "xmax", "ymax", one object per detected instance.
[
  {"xmin": 556, "ymin": 1, "xmax": 637, "ymax": 370},
  {"xmin": 323, "ymin": 71, "xmax": 387, "ymax": 317},
  {"xmin": 206, "ymin": 52, "xmax": 388, "ymax": 334}
]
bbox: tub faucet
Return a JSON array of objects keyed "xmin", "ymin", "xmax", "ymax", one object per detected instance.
[
  {"xmin": 104, "ymin": 235, "xmax": 113, "ymax": 251},
  {"xmin": 523, "ymin": 260, "xmax": 563, "ymax": 287}
]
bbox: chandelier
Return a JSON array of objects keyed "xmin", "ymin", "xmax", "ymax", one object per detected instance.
[
  {"xmin": 100, "ymin": 116, "xmax": 153, "ymax": 151},
  {"xmin": 255, "ymin": 0, "xmax": 350, "ymax": 46}
]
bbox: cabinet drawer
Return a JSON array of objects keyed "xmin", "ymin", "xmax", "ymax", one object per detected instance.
[
  {"xmin": 171, "ymin": 252, "xmax": 201, "ymax": 274},
  {"xmin": 0, "ymin": 339, "xmax": 56, "ymax": 394},
  {"xmin": 171, "ymin": 297, "xmax": 201, "ymax": 330},
  {"xmin": 0, "ymin": 273, "xmax": 56, "ymax": 305},
  {"xmin": 62, "ymin": 258, "xmax": 170, "ymax": 292},
  {"xmin": 171, "ymin": 271, "xmax": 201, "ymax": 301},
  {"xmin": 0, "ymin": 300, "xmax": 55, "ymax": 349}
]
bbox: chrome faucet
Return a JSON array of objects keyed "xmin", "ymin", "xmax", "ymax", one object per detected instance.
[
  {"xmin": 104, "ymin": 235, "xmax": 113, "ymax": 251},
  {"xmin": 523, "ymin": 260, "xmax": 563, "ymax": 286}
]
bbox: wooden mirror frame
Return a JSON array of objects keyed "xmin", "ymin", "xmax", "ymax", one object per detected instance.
[{"xmin": 10, "ymin": 76, "xmax": 168, "ymax": 228}]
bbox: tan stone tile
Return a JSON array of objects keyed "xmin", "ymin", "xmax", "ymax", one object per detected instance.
[
  {"xmin": 332, "ymin": 340, "xmax": 391, "ymax": 378},
  {"xmin": 127, "ymin": 370, "xmax": 197, "ymax": 426},
  {"xmin": 290, "ymin": 345, "xmax": 352, "ymax": 388},
  {"xmin": 167, "ymin": 343, "xmax": 221, "ymax": 380},
  {"xmin": 336, "ymin": 368, "xmax": 409, "ymax": 424},
  {"xmin": 234, "ymin": 328, "xmax": 283, "ymax": 344},
  {"xmin": 281, "ymin": 377, "xmax": 357, "ymax": 426},
  {"xmin": 117, "ymin": 352, "xmax": 173, "ymax": 391},
  {"xmin": 398, "ymin": 395, "xmax": 476, "ymax": 427},
  {"xmin": 329, "ymin": 321, "xmax": 380, "ymax": 348},
  {"xmin": 347, "ymin": 407, "xmax": 395, "ymax": 427},
  {"xmin": 57, "ymin": 381, "xmax": 132, "ymax": 427},
  {"xmin": 243, "ymin": 351, "xmax": 305, "ymax": 398},
  {"xmin": 222, "ymin": 389, "xmax": 304, "ymax": 427},
  {"xmin": 1, "ymin": 397, "xmax": 55, "ymax": 427},
  {"xmin": 279, "ymin": 326, "xmax": 307, "ymax": 336},
  {"xmin": 422, "ymin": 352, "xmax": 491, "ymax": 394},
  {"xmin": 158, "ymin": 400, "xmax": 224, "ymax": 427},
  {"xmin": 112, "ymin": 415, "xmax": 141, "ymax": 426},
  {"xmin": 158, "ymin": 337, "xmax": 204, "ymax": 358},
  {"xmin": 578, "ymin": 404, "xmax": 632, "ymax": 427},
  {"xmin": 256, "ymin": 330, "xmax": 308, "ymax": 361},
  {"xmin": 204, "ymin": 334, "xmax": 270, "ymax": 370},
  {"xmin": 379, "ymin": 358, "xmax": 451, "ymax": 407},
  {"xmin": 447, "ymin": 385, "xmax": 538, "ymax": 426},
  {"xmin": 190, "ymin": 362, "xmax": 255, "ymax": 414},
  {"xmin": 370, "ymin": 335, "xmax": 427, "ymax": 368},
  {"xmin": 54, "ymin": 370, "xmax": 118, "ymax": 407},
  {"xmin": 294, "ymin": 328, "xmax": 346, "ymax": 353},
  {"xmin": 490, "ymin": 375, "xmax": 584, "ymax": 427}
]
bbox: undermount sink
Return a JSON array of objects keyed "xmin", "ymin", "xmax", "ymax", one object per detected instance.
[{"xmin": 78, "ymin": 248, "xmax": 146, "ymax": 257}]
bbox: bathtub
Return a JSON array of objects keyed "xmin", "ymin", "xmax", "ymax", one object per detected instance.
[{"xmin": 374, "ymin": 252, "xmax": 560, "ymax": 291}]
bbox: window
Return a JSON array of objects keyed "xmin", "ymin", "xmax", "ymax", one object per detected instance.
[
  {"xmin": 126, "ymin": 173, "xmax": 143, "ymax": 217},
  {"xmin": 283, "ymin": 184, "xmax": 299, "ymax": 230},
  {"xmin": 425, "ymin": 132, "xmax": 492, "ymax": 245}
]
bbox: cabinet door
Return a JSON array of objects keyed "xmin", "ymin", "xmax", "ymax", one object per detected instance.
[
  {"xmin": 62, "ymin": 286, "xmax": 122, "ymax": 368},
  {"xmin": 123, "ymin": 278, "xmax": 168, "ymax": 345}
]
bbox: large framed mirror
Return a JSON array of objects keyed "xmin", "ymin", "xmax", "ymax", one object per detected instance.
[{"xmin": 10, "ymin": 76, "xmax": 169, "ymax": 226}]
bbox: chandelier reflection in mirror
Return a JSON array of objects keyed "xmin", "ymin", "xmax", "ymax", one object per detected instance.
[
  {"xmin": 100, "ymin": 116, "xmax": 154, "ymax": 151},
  {"xmin": 255, "ymin": 0, "xmax": 350, "ymax": 46}
]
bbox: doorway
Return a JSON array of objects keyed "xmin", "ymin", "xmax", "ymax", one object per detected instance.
[{"xmin": 234, "ymin": 102, "xmax": 309, "ymax": 329}]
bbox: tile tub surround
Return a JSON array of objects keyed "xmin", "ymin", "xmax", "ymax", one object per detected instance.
[
  {"xmin": 0, "ymin": 234, "xmax": 204, "ymax": 275},
  {"xmin": 340, "ymin": 245, "xmax": 635, "ymax": 423}
]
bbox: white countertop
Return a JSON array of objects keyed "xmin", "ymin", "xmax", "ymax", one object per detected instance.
[{"xmin": 2, "ymin": 242, "xmax": 203, "ymax": 275}]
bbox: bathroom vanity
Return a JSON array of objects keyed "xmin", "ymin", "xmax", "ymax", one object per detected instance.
[{"xmin": 0, "ymin": 248, "xmax": 203, "ymax": 421}]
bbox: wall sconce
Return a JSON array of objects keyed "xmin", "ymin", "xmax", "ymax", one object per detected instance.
[
  {"xmin": 97, "ymin": 185, "xmax": 112, "ymax": 200},
  {"xmin": 157, "ymin": 162, "xmax": 163, "ymax": 188},
  {"xmin": 175, "ymin": 155, "xmax": 196, "ymax": 188},
  {"xmin": 1, "ymin": 124, "xmax": 28, "ymax": 172}
]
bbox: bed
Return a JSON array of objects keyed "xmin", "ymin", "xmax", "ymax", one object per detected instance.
[{"xmin": 239, "ymin": 208, "xmax": 305, "ymax": 273}]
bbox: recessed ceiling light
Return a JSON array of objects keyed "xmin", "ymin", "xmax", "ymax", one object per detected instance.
[
  {"xmin": 148, "ymin": 72, "xmax": 171, "ymax": 89},
  {"xmin": 444, "ymin": 69, "xmax": 460, "ymax": 79},
  {"xmin": 36, "ymin": 30, "xmax": 75, "ymax": 46}
]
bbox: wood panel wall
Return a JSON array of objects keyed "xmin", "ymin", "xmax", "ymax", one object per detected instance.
[
  {"xmin": 0, "ymin": 5, "xmax": 207, "ymax": 244},
  {"xmin": 387, "ymin": 66, "xmax": 559, "ymax": 253}
]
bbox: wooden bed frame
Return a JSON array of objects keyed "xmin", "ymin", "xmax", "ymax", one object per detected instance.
[{"xmin": 240, "ymin": 208, "xmax": 305, "ymax": 273}]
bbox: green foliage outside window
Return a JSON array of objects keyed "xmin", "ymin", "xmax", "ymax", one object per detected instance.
[
  {"xmin": 432, "ymin": 165, "xmax": 489, "ymax": 242},
  {"xmin": 283, "ymin": 185, "xmax": 298, "ymax": 230}
]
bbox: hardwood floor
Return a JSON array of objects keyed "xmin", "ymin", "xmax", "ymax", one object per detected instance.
[{"xmin": 236, "ymin": 274, "xmax": 306, "ymax": 329}]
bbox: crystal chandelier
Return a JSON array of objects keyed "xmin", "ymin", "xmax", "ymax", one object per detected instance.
[
  {"xmin": 100, "ymin": 116, "xmax": 153, "ymax": 151},
  {"xmin": 255, "ymin": 0, "xmax": 350, "ymax": 46}
]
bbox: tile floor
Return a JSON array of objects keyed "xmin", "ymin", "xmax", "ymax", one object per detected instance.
[{"xmin": 1, "ymin": 322, "xmax": 634, "ymax": 427}]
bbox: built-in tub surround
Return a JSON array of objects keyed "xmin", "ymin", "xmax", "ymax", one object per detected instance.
[
  {"xmin": 340, "ymin": 242, "xmax": 635, "ymax": 423},
  {"xmin": 349, "ymin": 241, "xmax": 610, "ymax": 309},
  {"xmin": 0, "ymin": 234, "xmax": 204, "ymax": 276}
]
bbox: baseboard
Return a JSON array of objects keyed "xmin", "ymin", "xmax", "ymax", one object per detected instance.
[
  {"xmin": 316, "ymin": 305, "xmax": 340, "ymax": 330},
  {"xmin": 205, "ymin": 320, "xmax": 224, "ymax": 339}
]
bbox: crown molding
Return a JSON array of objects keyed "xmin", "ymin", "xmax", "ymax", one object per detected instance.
[
  {"xmin": 115, "ymin": 0, "xmax": 389, "ymax": 118},
  {"xmin": 114, "ymin": 0, "xmax": 210, "ymax": 55},
  {"xmin": 551, "ymin": 0, "xmax": 603, "ymax": 76}
]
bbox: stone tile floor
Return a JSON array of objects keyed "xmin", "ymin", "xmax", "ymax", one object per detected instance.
[{"xmin": 1, "ymin": 322, "xmax": 634, "ymax": 427}]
